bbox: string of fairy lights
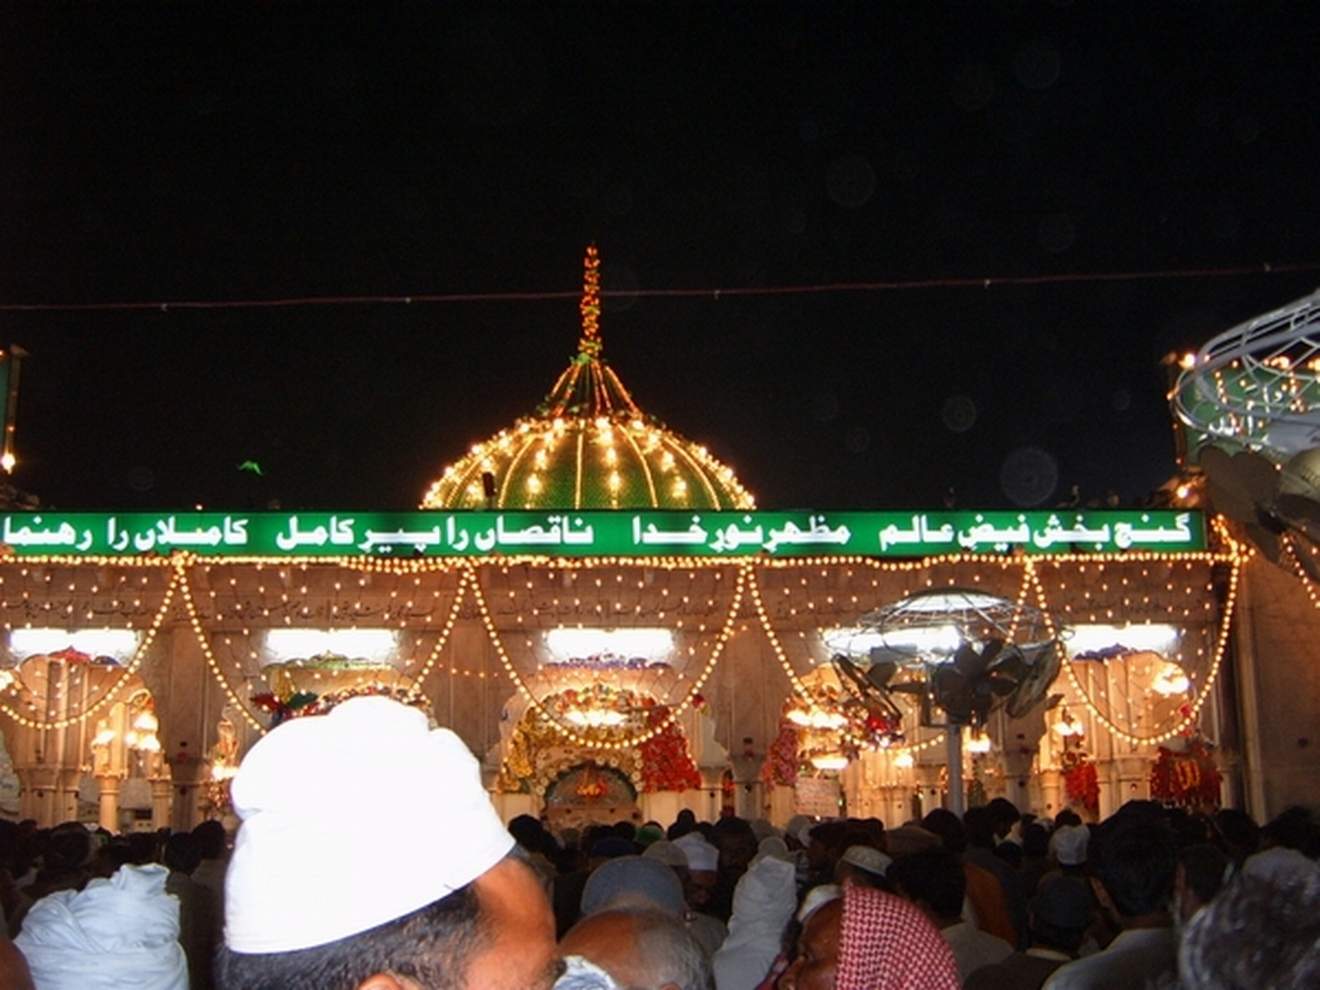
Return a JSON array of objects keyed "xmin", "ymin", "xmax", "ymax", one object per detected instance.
[{"xmin": 0, "ymin": 543, "xmax": 1250, "ymax": 770}]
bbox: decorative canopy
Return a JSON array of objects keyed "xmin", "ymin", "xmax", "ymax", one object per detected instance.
[{"xmin": 421, "ymin": 246, "xmax": 755, "ymax": 510}]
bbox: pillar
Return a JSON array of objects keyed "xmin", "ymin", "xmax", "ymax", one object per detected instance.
[
  {"xmin": 150, "ymin": 778, "xmax": 173, "ymax": 830},
  {"xmin": 96, "ymin": 775, "xmax": 120, "ymax": 832}
]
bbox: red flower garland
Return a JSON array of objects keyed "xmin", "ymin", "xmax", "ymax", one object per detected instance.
[
  {"xmin": 638, "ymin": 706, "xmax": 701, "ymax": 793},
  {"xmin": 1150, "ymin": 740, "xmax": 1222, "ymax": 810},
  {"xmin": 760, "ymin": 718, "xmax": 801, "ymax": 786},
  {"xmin": 1062, "ymin": 751, "xmax": 1100, "ymax": 816}
]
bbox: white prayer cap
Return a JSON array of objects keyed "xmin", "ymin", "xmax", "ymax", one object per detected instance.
[
  {"xmin": 673, "ymin": 832, "xmax": 720, "ymax": 872},
  {"xmin": 1050, "ymin": 824, "xmax": 1090, "ymax": 866},
  {"xmin": 643, "ymin": 840, "xmax": 690, "ymax": 869},
  {"xmin": 840, "ymin": 845, "xmax": 892, "ymax": 877},
  {"xmin": 796, "ymin": 883, "xmax": 842, "ymax": 923},
  {"xmin": 224, "ymin": 696, "xmax": 514, "ymax": 954}
]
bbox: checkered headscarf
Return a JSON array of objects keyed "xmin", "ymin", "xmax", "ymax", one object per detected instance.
[{"xmin": 835, "ymin": 884, "xmax": 960, "ymax": 990}]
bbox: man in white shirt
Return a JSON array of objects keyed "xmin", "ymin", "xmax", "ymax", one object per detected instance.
[
  {"xmin": 889, "ymin": 848, "xmax": 1013, "ymax": 983},
  {"xmin": 1042, "ymin": 822, "xmax": 1177, "ymax": 990}
]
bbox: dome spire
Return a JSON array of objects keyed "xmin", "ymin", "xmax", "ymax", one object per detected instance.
[{"xmin": 577, "ymin": 243, "xmax": 603, "ymax": 362}]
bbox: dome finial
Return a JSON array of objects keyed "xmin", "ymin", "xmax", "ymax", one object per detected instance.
[{"xmin": 576, "ymin": 244, "xmax": 603, "ymax": 363}]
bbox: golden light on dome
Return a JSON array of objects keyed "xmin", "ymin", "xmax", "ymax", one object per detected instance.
[{"xmin": 421, "ymin": 246, "xmax": 756, "ymax": 511}]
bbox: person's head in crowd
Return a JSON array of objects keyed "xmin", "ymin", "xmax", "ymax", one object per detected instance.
[
  {"xmin": 887, "ymin": 848, "xmax": 965, "ymax": 927},
  {"xmin": 920, "ymin": 809, "xmax": 967, "ymax": 854},
  {"xmin": 987, "ymin": 797, "xmax": 1022, "ymax": 841},
  {"xmin": 214, "ymin": 697, "xmax": 558, "ymax": 990},
  {"xmin": 672, "ymin": 832, "xmax": 719, "ymax": 912},
  {"xmin": 801, "ymin": 819, "xmax": 846, "ymax": 873},
  {"xmin": 1178, "ymin": 871, "xmax": 1320, "ymax": 990},
  {"xmin": 784, "ymin": 815, "xmax": 812, "ymax": 851},
  {"xmin": 193, "ymin": 818, "xmax": 228, "ymax": 861},
  {"xmin": 1053, "ymin": 808, "xmax": 1083, "ymax": 829},
  {"xmin": 834, "ymin": 846, "xmax": 891, "ymax": 890},
  {"xmin": 1022, "ymin": 821, "xmax": 1050, "ymax": 860},
  {"xmin": 612, "ymin": 821, "xmax": 637, "ymax": 843},
  {"xmin": 712, "ymin": 817, "xmax": 758, "ymax": 876},
  {"xmin": 667, "ymin": 811, "xmax": 697, "ymax": 842},
  {"xmin": 962, "ymin": 806, "xmax": 999, "ymax": 851},
  {"xmin": 752, "ymin": 835, "xmax": 792, "ymax": 867},
  {"xmin": 1050, "ymin": 823, "xmax": 1090, "ymax": 872},
  {"xmin": 580, "ymin": 856, "xmax": 686, "ymax": 919},
  {"xmin": 1026, "ymin": 877, "xmax": 1092, "ymax": 956},
  {"xmin": 559, "ymin": 907, "xmax": 712, "ymax": 990},
  {"xmin": 164, "ymin": 831, "xmax": 202, "ymax": 876},
  {"xmin": 509, "ymin": 815, "xmax": 549, "ymax": 853},
  {"xmin": 1091, "ymin": 822, "xmax": 1176, "ymax": 929},
  {"xmin": 635, "ymin": 825, "xmax": 664, "ymax": 848},
  {"xmin": 777, "ymin": 883, "xmax": 959, "ymax": 989},
  {"xmin": 588, "ymin": 836, "xmax": 635, "ymax": 869},
  {"xmin": 993, "ymin": 841, "xmax": 1023, "ymax": 869},
  {"xmin": 1175, "ymin": 843, "xmax": 1229, "ymax": 924},
  {"xmin": 38, "ymin": 820, "xmax": 95, "ymax": 889},
  {"xmin": 796, "ymin": 884, "xmax": 842, "ymax": 925},
  {"xmin": 1260, "ymin": 805, "xmax": 1318, "ymax": 856},
  {"xmin": 749, "ymin": 819, "xmax": 777, "ymax": 843},
  {"xmin": 884, "ymin": 823, "xmax": 937, "ymax": 858},
  {"xmin": 1211, "ymin": 808, "xmax": 1260, "ymax": 864}
]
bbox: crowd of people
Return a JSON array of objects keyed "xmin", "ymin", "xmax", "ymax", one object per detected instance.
[{"xmin": 0, "ymin": 696, "xmax": 1317, "ymax": 989}]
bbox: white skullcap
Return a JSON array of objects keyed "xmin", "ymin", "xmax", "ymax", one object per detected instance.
[
  {"xmin": 840, "ymin": 845, "xmax": 892, "ymax": 877},
  {"xmin": 673, "ymin": 832, "xmax": 720, "ymax": 872},
  {"xmin": 643, "ymin": 840, "xmax": 690, "ymax": 869},
  {"xmin": 752, "ymin": 836, "xmax": 792, "ymax": 865},
  {"xmin": 224, "ymin": 697, "xmax": 514, "ymax": 954},
  {"xmin": 1050, "ymin": 824, "xmax": 1090, "ymax": 866},
  {"xmin": 796, "ymin": 883, "xmax": 842, "ymax": 923}
]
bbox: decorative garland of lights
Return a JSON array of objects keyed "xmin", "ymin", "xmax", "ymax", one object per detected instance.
[
  {"xmin": 747, "ymin": 567, "xmax": 947, "ymax": 757},
  {"xmin": 0, "ymin": 569, "xmax": 179, "ymax": 730},
  {"xmin": 401, "ymin": 568, "xmax": 470, "ymax": 704},
  {"xmin": 469, "ymin": 561, "xmax": 747, "ymax": 750},
  {"xmin": 176, "ymin": 563, "xmax": 266, "ymax": 732},
  {"xmin": 1026, "ymin": 556, "xmax": 1242, "ymax": 745},
  {"xmin": 1281, "ymin": 534, "xmax": 1320, "ymax": 609}
]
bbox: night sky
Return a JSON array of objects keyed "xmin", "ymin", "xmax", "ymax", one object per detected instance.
[{"xmin": 2, "ymin": 2, "xmax": 1319, "ymax": 512}]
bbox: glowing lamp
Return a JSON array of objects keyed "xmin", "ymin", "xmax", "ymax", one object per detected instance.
[
  {"xmin": 966, "ymin": 731, "xmax": 992, "ymax": 754},
  {"xmin": 894, "ymin": 751, "xmax": 915, "ymax": 769},
  {"xmin": 92, "ymin": 728, "xmax": 117, "ymax": 748},
  {"xmin": 1151, "ymin": 664, "xmax": 1191, "ymax": 697},
  {"xmin": 810, "ymin": 752, "xmax": 849, "ymax": 771},
  {"xmin": 132, "ymin": 710, "xmax": 159, "ymax": 733},
  {"xmin": 137, "ymin": 733, "xmax": 161, "ymax": 753}
]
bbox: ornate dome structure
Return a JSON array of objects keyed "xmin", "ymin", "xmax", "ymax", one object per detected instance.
[{"xmin": 422, "ymin": 247, "xmax": 755, "ymax": 510}]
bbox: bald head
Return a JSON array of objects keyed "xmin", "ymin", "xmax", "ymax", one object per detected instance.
[{"xmin": 560, "ymin": 909, "xmax": 712, "ymax": 990}]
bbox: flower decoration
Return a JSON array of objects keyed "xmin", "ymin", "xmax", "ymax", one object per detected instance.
[
  {"xmin": 1061, "ymin": 749, "xmax": 1100, "ymax": 816},
  {"xmin": 1150, "ymin": 739, "xmax": 1222, "ymax": 810}
]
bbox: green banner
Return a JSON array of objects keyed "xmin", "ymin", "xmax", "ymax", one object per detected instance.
[{"xmin": 0, "ymin": 509, "xmax": 1206, "ymax": 558}]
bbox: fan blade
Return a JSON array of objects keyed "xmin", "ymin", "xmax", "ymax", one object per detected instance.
[
  {"xmin": 986, "ymin": 674, "xmax": 1020, "ymax": 697},
  {"xmin": 952, "ymin": 642, "xmax": 989, "ymax": 677},
  {"xmin": 1006, "ymin": 642, "xmax": 1062, "ymax": 719},
  {"xmin": 1200, "ymin": 446, "xmax": 1263, "ymax": 523},
  {"xmin": 987, "ymin": 644, "xmax": 1027, "ymax": 679},
  {"xmin": 1276, "ymin": 493, "xmax": 1320, "ymax": 531},
  {"xmin": 889, "ymin": 681, "xmax": 926, "ymax": 695},
  {"xmin": 1231, "ymin": 450, "xmax": 1281, "ymax": 505},
  {"xmin": 865, "ymin": 659, "xmax": 898, "ymax": 690}
]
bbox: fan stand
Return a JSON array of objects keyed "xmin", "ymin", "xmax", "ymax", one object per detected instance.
[{"xmin": 945, "ymin": 722, "xmax": 966, "ymax": 816}]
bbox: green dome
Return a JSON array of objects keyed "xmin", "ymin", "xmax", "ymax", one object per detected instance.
[{"xmin": 421, "ymin": 248, "xmax": 755, "ymax": 511}]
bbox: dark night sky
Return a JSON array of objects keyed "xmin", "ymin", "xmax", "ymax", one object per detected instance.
[{"xmin": 2, "ymin": 1, "xmax": 1319, "ymax": 511}]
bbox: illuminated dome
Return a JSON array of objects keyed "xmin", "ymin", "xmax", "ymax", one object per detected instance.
[{"xmin": 422, "ymin": 247, "xmax": 755, "ymax": 511}]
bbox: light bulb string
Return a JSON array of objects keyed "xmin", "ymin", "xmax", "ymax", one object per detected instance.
[
  {"xmin": 0, "ymin": 569, "xmax": 180, "ymax": 730},
  {"xmin": 468, "ymin": 561, "xmax": 747, "ymax": 751},
  {"xmin": 747, "ymin": 567, "xmax": 947, "ymax": 757},
  {"xmin": 1026, "ymin": 557, "xmax": 1241, "ymax": 745}
]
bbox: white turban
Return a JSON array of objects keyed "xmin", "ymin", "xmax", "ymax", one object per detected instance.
[
  {"xmin": 673, "ymin": 832, "xmax": 720, "ymax": 872},
  {"xmin": 224, "ymin": 696, "xmax": 514, "ymax": 954},
  {"xmin": 15, "ymin": 864, "xmax": 187, "ymax": 990}
]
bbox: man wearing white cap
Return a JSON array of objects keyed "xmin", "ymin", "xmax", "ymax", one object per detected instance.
[{"xmin": 214, "ymin": 697, "xmax": 559, "ymax": 990}]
